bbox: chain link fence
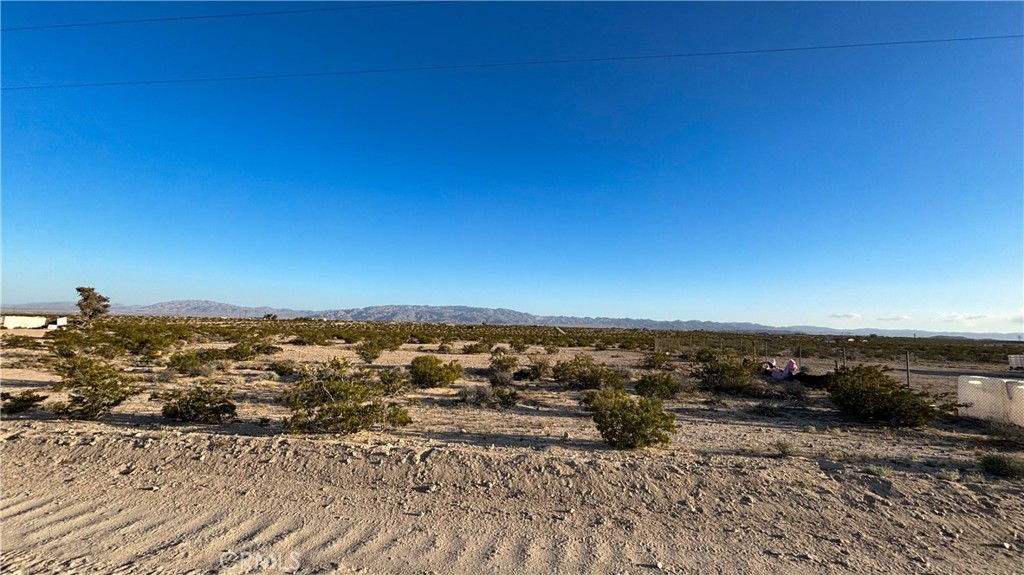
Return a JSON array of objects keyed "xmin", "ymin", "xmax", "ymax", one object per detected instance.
[{"xmin": 958, "ymin": 376, "xmax": 1024, "ymax": 428}]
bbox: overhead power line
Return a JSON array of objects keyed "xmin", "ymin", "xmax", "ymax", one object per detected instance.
[
  {"xmin": 1, "ymin": 1, "xmax": 457, "ymax": 32},
  {"xmin": 3, "ymin": 34, "xmax": 1020, "ymax": 92}
]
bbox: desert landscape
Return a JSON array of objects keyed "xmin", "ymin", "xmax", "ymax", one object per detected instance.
[{"xmin": 2, "ymin": 319, "xmax": 1023, "ymax": 575}]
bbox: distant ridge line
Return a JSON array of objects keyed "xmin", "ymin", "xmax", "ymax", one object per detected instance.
[{"xmin": 2, "ymin": 299, "xmax": 1019, "ymax": 341}]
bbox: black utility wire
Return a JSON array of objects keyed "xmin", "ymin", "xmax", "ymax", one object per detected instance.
[
  {"xmin": 4, "ymin": 34, "xmax": 1020, "ymax": 91},
  {"xmin": 1, "ymin": 1, "xmax": 458, "ymax": 32}
]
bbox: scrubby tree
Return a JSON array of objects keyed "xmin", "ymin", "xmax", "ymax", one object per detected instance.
[{"xmin": 75, "ymin": 286, "xmax": 110, "ymax": 323}]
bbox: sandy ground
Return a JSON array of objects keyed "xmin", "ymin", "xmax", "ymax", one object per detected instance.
[{"xmin": 2, "ymin": 332, "xmax": 1023, "ymax": 574}]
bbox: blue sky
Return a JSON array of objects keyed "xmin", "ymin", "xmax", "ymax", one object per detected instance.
[{"xmin": 2, "ymin": 1, "xmax": 1022, "ymax": 334}]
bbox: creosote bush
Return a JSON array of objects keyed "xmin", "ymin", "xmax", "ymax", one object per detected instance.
[
  {"xmin": 827, "ymin": 365, "xmax": 954, "ymax": 427},
  {"xmin": 553, "ymin": 354, "xmax": 625, "ymax": 390},
  {"xmin": 354, "ymin": 340, "xmax": 384, "ymax": 364},
  {"xmin": 1, "ymin": 335, "xmax": 44, "ymax": 350},
  {"xmin": 376, "ymin": 367, "xmax": 411, "ymax": 396},
  {"xmin": 526, "ymin": 356, "xmax": 552, "ymax": 380},
  {"xmin": 225, "ymin": 341, "xmax": 281, "ymax": 361},
  {"xmin": 1, "ymin": 390, "xmax": 48, "ymax": 414},
  {"xmin": 283, "ymin": 358, "xmax": 410, "ymax": 434},
  {"xmin": 692, "ymin": 351, "xmax": 766, "ymax": 397},
  {"xmin": 51, "ymin": 356, "xmax": 140, "ymax": 419},
  {"xmin": 639, "ymin": 350, "xmax": 674, "ymax": 370},
  {"xmin": 409, "ymin": 355, "xmax": 463, "ymax": 388},
  {"xmin": 160, "ymin": 384, "xmax": 236, "ymax": 424},
  {"xmin": 635, "ymin": 372, "xmax": 684, "ymax": 400},
  {"xmin": 462, "ymin": 341, "xmax": 492, "ymax": 354},
  {"xmin": 488, "ymin": 351, "xmax": 519, "ymax": 374},
  {"xmin": 167, "ymin": 349, "xmax": 229, "ymax": 376},
  {"xmin": 267, "ymin": 360, "xmax": 298, "ymax": 377},
  {"xmin": 589, "ymin": 390, "xmax": 676, "ymax": 449},
  {"xmin": 460, "ymin": 385, "xmax": 519, "ymax": 409}
]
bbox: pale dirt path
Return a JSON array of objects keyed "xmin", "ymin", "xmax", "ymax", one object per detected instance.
[{"xmin": 2, "ymin": 419, "xmax": 1022, "ymax": 575}]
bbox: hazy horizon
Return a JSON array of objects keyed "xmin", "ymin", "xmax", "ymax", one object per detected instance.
[{"xmin": 3, "ymin": 2, "xmax": 1021, "ymax": 336}]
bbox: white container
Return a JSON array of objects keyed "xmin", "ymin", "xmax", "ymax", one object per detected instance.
[{"xmin": 958, "ymin": 376, "xmax": 1024, "ymax": 426}]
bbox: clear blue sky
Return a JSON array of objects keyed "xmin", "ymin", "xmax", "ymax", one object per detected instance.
[{"xmin": 2, "ymin": 1, "xmax": 1022, "ymax": 334}]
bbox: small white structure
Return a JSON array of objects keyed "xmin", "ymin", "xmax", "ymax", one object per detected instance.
[
  {"xmin": 958, "ymin": 376, "xmax": 1024, "ymax": 426},
  {"xmin": 1, "ymin": 315, "xmax": 48, "ymax": 329},
  {"xmin": 1009, "ymin": 355, "xmax": 1024, "ymax": 370},
  {"xmin": 47, "ymin": 317, "xmax": 69, "ymax": 330}
]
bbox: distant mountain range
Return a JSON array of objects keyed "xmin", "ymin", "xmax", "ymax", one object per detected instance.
[{"xmin": 3, "ymin": 299, "xmax": 1020, "ymax": 341}]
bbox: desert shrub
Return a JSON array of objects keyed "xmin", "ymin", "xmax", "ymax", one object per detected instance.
[
  {"xmin": 225, "ymin": 341, "xmax": 281, "ymax": 361},
  {"xmin": 979, "ymin": 453, "xmax": 1024, "ymax": 480},
  {"xmin": 267, "ymin": 360, "xmax": 298, "ymax": 377},
  {"xmin": 635, "ymin": 372, "xmax": 683, "ymax": 400},
  {"xmin": 460, "ymin": 385, "xmax": 493, "ymax": 406},
  {"xmin": 692, "ymin": 353, "xmax": 766, "ymax": 397},
  {"xmin": 462, "ymin": 341, "xmax": 492, "ymax": 354},
  {"xmin": 289, "ymin": 330, "xmax": 330, "ymax": 346},
  {"xmin": 510, "ymin": 340, "xmax": 529, "ymax": 353},
  {"xmin": 544, "ymin": 345, "xmax": 559, "ymax": 355},
  {"xmin": 553, "ymin": 354, "xmax": 625, "ymax": 390},
  {"xmin": 409, "ymin": 355, "xmax": 463, "ymax": 388},
  {"xmin": 775, "ymin": 439, "xmax": 800, "ymax": 457},
  {"xmin": 376, "ymin": 367, "xmax": 410, "ymax": 396},
  {"xmin": 780, "ymin": 381, "xmax": 808, "ymax": 400},
  {"xmin": 160, "ymin": 384, "xmax": 236, "ymax": 424},
  {"xmin": 526, "ymin": 356, "xmax": 552, "ymax": 380},
  {"xmin": 488, "ymin": 351, "xmax": 519, "ymax": 386},
  {"xmin": 639, "ymin": 351, "xmax": 674, "ymax": 370},
  {"xmin": 1, "ymin": 390, "xmax": 48, "ymax": 414},
  {"xmin": 493, "ymin": 386, "xmax": 519, "ymax": 408},
  {"xmin": 51, "ymin": 356, "xmax": 140, "ymax": 419},
  {"xmin": 827, "ymin": 365, "xmax": 953, "ymax": 427},
  {"xmin": 589, "ymin": 390, "xmax": 676, "ymax": 449},
  {"xmin": 354, "ymin": 340, "xmax": 384, "ymax": 364},
  {"xmin": 489, "ymin": 351, "xmax": 519, "ymax": 374},
  {"xmin": 167, "ymin": 349, "xmax": 229, "ymax": 376},
  {"xmin": 1, "ymin": 335, "xmax": 44, "ymax": 350},
  {"xmin": 460, "ymin": 385, "xmax": 518, "ymax": 409},
  {"xmin": 488, "ymin": 369, "xmax": 515, "ymax": 386},
  {"xmin": 283, "ymin": 358, "xmax": 410, "ymax": 434}
]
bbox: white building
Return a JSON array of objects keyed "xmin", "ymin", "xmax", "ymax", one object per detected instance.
[{"xmin": 1, "ymin": 315, "xmax": 48, "ymax": 329}]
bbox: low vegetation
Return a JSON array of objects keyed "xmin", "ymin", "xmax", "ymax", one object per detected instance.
[
  {"xmin": 553, "ymin": 354, "xmax": 625, "ymax": 390},
  {"xmin": 691, "ymin": 351, "xmax": 766, "ymax": 397},
  {"xmin": 1, "ymin": 390, "xmax": 48, "ymax": 414},
  {"xmin": 50, "ymin": 356, "xmax": 140, "ymax": 419},
  {"xmin": 283, "ymin": 358, "xmax": 411, "ymax": 434},
  {"xmin": 409, "ymin": 355, "xmax": 463, "ymax": 388},
  {"xmin": 160, "ymin": 384, "xmax": 237, "ymax": 424},
  {"xmin": 826, "ymin": 365, "xmax": 954, "ymax": 428},
  {"xmin": 634, "ymin": 372, "xmax": 684, "ymax": 400},
  {"xmin": 588, "ymin": 390, "xmax": 676, "ymax": 449},
  {"xmin": 979, "ymin": 453, "xmax": 1024, "ymax": 480}
]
